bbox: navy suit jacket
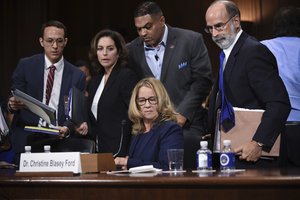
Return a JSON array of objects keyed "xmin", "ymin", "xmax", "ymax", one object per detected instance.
[
  {"xmin": 208, "ymin": 32, "xmax": 291, "ymax": 150},
  {"xmin": 127, "ymin": 25, "xmax": 212, "ymax": 132},
  {"xmin": 11, "ymin": 53, "xmax": 85, "ymax": 153},
  {"xmin": 87, "ymin": 63, "xmax": 138, "ymax": 156},
  {"xmin": 127, "ymin": 120, "xmax": 184, "ymax": 170}
]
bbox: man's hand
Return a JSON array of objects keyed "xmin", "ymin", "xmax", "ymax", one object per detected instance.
[
  {"xmin": 235, "ymin": 140, "xmax": 262, "ymax": 162},
  {"xmin": 8, "ymin": 96, "xmax": 26, "ymax": 111},
  {"xmin": 176, "ymin": 114, "xmax": 187, "ymax": 127},
  {"xmin": 58, "ymin": 126, "xmax": 70, "ymax": 139}
]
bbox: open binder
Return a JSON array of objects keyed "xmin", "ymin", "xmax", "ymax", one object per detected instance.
[
  {"xmin": 12, "ymin": 89, "xmax": 59, "ymax": 135},
  {"xmin": 12, "ymin": 89, "xmax": 56, "ymax": 126},
  {"xmin": 215, "ymin": 107, "xmax": 280, "ymax": 157},
  {"xmin": 68, "ymin": 86, "xmax": 88, "ymax": 126},
  {"xmin": 0, "ymin": 107, "xmax": 11, "ymax": 151}
]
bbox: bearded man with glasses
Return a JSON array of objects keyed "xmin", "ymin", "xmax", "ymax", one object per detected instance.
[{"xmin": 205, "ymin": 0, "xmax": 290, "ymax": 169}]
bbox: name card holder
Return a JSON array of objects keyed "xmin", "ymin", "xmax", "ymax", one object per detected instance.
[
  {"xmin": 16, "ymin": 152, "xmax": 116, "ymax": 176},
  {"xmin": 18, "ymin": 152, "xmax": 82, "ymax": 174},
  {"xmin": 80, "ymin": 153, "xmax": 116, "ymax": 173}
]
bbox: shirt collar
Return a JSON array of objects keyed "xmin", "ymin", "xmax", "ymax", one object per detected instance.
[
  {"xmin": 223, "ymin": 29, "xmax": 243, "ymax": 58},
  {"xmin": 44, "ymin": 55, "xmax": 64, "ymax": 72}
]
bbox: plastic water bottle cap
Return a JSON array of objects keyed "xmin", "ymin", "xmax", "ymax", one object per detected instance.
[
  {"xmin": 200, "ymin": 141, "xmax": 208, "ymax": 148},
  {"xmin": 25, "ymin": 146, "xmax": 31, "ymax": 151},
  {"xmin": 223, "ymin": 140, "xmax": 231, "ymax": 146},
  {"xmin": 44, "ymin": 145, "xmax": 51, "ymax": 152}
]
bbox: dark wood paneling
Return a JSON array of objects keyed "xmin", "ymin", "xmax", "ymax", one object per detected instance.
[{"xmin": 1, "ymin": 0, "xmax": 299, "ymax": 98}]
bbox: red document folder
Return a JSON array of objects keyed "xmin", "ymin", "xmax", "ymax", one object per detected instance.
[{"xmin": 219, "ymin": 108, "xmax": 280, "ymax": 157}]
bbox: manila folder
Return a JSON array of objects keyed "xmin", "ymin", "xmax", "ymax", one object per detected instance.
[{"xmin": 220, "ymin": 108, "xmax": 280, "ymax": 157}]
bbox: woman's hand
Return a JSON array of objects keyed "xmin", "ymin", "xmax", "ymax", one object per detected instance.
[{"xmin": 114, "ymin": 156, "xmax": 128, "ymax": 170}]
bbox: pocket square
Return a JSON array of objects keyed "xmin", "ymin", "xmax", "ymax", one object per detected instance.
[{"xmin": 178, "ymin": 62, "xmax": 187, "ymax": 69}]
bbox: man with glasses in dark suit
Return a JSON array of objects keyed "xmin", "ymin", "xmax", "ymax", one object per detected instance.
[
  {"xmin": 8, "ymin": 20, "xmax": 86, "ymax": 164},
  {"xmin": 205, "ymin": 0, "xmax": 290, "ymax": 168}
]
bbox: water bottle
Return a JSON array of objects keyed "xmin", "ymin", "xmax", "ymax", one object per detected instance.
[
  {"xmin": 220, "ymin": 140, "xmax": 235, "ymax": 170},
  {"xmin": 44, "ymin": 145, "xmax": 51, "ymax": 153},
  {"xmin": 24, "ymin": 146, "xmax": 31, "ymax": 153},
  {"xmin": 196, "ymin": 141, "xmax": 212, "ymax": 170}
]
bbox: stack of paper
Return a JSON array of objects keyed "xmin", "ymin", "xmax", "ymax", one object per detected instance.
[
  {"xmin": 107, "ymin": 165, "xmax": 162, "ymax": 175},
  {"xmin": 24, "ymin": 126, "xmax": 59, "ymax": 135}
]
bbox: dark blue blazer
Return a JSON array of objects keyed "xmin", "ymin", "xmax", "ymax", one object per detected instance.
[
  {"xmin": 11, "ymin": 53, "xmax": 85, "ymax": 153},
  {"xmin": 127, "ymin": 120, "xmax": 184, "ymax": 170}
]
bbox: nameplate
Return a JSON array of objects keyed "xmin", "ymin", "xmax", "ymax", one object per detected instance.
[{"xmin": 19, "ymin": 152, "xmax": 82, "ymax": 174}]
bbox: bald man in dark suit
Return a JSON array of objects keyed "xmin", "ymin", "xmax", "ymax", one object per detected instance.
[{"xmin": 205, "ymin": 0, "xmax": 290, "ymax": 168}]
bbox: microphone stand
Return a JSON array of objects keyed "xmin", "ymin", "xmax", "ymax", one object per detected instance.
[{"xmin": 113, "ymin": 120, "xmax": 126, "ymax": 157}]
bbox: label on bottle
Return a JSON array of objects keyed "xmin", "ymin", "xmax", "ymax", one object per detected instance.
[
  {"xmin": 220, "ymin": 152, "xmax": 235, "ymax": 169},
  {"xmin": 197, "ymin": 152, "xmax": 212, "ymax": 169},
  {"xmin": 207, "ymin": 153, "xmax": 212, "ymax": 168},
  {"xmin": 198, "ymin": 153, "xmax": 208, "ymax": 168}
]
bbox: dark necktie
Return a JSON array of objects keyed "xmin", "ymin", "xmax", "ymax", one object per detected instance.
[
  {"xmin": 219, "ymin": 51, "xmax": 235, "ymax": 132},
  {"xmin": 45, "ymin": 65, "xmax": 56, "ymax": 105}
]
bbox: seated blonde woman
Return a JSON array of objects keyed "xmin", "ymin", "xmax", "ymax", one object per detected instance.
[{"xmin": 114, "ymin": 77, "xmax": 184, "ymax": 170}]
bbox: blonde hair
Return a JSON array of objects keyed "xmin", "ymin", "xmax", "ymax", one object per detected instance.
[{"xmin": 128, "ymin": 77, "xmax": 177, "ymax": 135}]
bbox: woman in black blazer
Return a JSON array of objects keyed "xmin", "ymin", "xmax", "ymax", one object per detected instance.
[{"xmin": 87, "ymin": 29, "xmax": 138, "ymax": 156}]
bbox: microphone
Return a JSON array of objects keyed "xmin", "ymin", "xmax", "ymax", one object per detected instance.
[
  {"xmin": 154, "ymin": 54, "xmax": 159, "ymax": 61},
  {"xmin": 113, "ymin": 120, "xmax": 126, "ymax": 157}
]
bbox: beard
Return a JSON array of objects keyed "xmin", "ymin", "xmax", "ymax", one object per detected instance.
[{"xmin": 212, "ymin": 24, "xmax": 237, "ymax": 49}]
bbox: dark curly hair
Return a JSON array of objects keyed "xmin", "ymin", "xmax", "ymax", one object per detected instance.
[
  {"xmin": 89, "ymin": 29, "xmax": 128, "ymax": 73},
  {"xmin": 273, "ymin": 6, "xmax": 300, "ymax": 37}
]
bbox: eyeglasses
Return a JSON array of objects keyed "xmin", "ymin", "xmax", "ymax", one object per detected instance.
[
  {"xmin": 204, "ymin": 15, "xmax": 236, "ymax": 34},
  {"xmin": 136, "ymin": 96, "xmax": 158, "ymax": 106},
  {"xmin": 43, "ymin": 38, "xmax": 65, "ymax": 46}
]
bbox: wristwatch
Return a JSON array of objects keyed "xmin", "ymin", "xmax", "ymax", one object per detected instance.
[{"xmin": 256, "ymin": 141, "xmax": 264, "ymax": 148}]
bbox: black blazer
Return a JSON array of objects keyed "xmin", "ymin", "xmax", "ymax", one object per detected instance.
[
  {"xmin": 208, "ymin": 32, "xmax": 291, "ymax": 150},
  {"xmin": 87, "ymin": 62, "xmax": 138, "ymax": 156}
]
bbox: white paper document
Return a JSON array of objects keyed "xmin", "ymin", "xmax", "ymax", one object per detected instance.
[
  {"xmin": 107, "ymin": 165, "xmax": 162, "ymax": 175},
  {"xmin": 19, "ymin": 152, "xmax": 82, "ymax": 174}
]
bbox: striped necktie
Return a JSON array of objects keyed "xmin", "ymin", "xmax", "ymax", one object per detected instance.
[
  {"xmin": 219, "ymin": 51, "xmax": 235, "ymax": 132},
  {"xmin": 45, "ymin": 65, "xmax": 56, "ymax": 105}
]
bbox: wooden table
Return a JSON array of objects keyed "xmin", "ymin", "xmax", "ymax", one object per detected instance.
[{"xmin": 1, "ymin": 168, "xmax": 300, "ymax": 200}]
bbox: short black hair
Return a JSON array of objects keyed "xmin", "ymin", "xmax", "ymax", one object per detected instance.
[
  {"xmin": 41, "ymin": 20, "xmax": 67, "ymax": 38},
  {"xmin": 134, "ymin": 1, "xmax": 163, "ymax": 18},
  {"xmin": 273, "ymin": 6, "xmax": 300, "ymax": 37}
]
